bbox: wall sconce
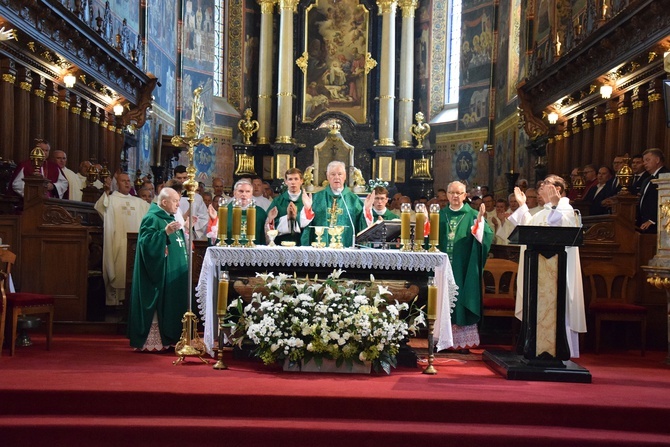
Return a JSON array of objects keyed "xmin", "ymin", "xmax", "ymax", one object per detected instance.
[
  {"xmin": 548, "ymin": 111, "xmax": 559, "ymax": 124},
  {"xmin": 600, "ymin": 85, "xmax": 613, "ymax": 99},
  {"xmin": 113, "ymin": 103, "xmax": 124, "ymax": 116},
  {"xmin": 63, "ymin": 73, "xmax": 76, "ymax": 88}
]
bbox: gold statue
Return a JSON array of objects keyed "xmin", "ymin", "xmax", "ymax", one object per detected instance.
[
  {"xmin": 304, "ymin": 165, "xmax": 315, "ymax": 191},
  {"xmin": 238, "ymin": 108, "xmax": 260, "ymax": 145},
  {"xmin": 410, "ymin": 111, "xmax": 431, "ymax": 149}
]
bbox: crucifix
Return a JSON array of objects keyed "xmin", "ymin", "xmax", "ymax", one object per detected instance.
[
  {"xmin": 175, "ymin": 234, "xmax": 184, "ymax": 248},
  {"xmin": 328, "ymin": 197, "xmax": 343, "ymax": 227}
]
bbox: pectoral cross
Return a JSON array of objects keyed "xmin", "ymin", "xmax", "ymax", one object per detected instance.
[
  {"xmin": 328, "ymin": 197, "xmax": 343, "ymax": 227},
  {"xmin": 121, "ymin": 201, "xmax": 136, "ymax": 216}
]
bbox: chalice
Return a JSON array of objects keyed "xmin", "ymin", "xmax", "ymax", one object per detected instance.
[
  {"xmin": 327, "ymin": 226, "xmax": 339, "ymax": 249},
  {"xmin": 312, "ymin": 226, "xmax": 326, "ymax": 248},
  {"xmin": 266, "ymin": 229, "xmax": 278, "ymax": 247},
  {"xmin": 335, "ymin": 225, "xmax": 345, "ymax": 249}
]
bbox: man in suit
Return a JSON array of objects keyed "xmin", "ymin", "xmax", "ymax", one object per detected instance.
[
  {"xmin": 583, "ymin": 166, "xmax": 615, "ymax": 215},
  {"xmin": 637, "ymin": 148, "xmax": 669, "ymax": 233},
  {"xmin": 630, "ymin": 154, "xmax": 650, "ymax": 195},
  {"xmin": 610, "ymin": 155, "xmax": 625, "ymax": 193}
]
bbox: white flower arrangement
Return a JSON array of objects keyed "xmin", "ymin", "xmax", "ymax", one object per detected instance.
[{"xmin": 226, "ymin": 270, "xmax": 425, "ymax": 374}]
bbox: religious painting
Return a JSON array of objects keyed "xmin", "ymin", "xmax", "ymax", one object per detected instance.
[
  {"xmin": 148, "ymin": 0, "xmax": 177, "ymax": 53},
  {"xmin": 395, "ymin": 160, "xmax": 406, "ymax": 184},
  {"xmin": 147, "ymin": 44, "xmax": 176, "ymax": 117},
  {"xmin": 182, "ymin": 0, "xmax": 215, "ymax": 72},
  {"xmin": 451, "ymin": 142, "xmax": 478, "ymax": 184},
  {"xmin": 460, "ymin": 4, "xmax": 493, "ymax": 87},
  {"xmin": 302, "ymin": 0, "xmax": 369, "ymax": 124},
  {"xmin": 458, "ymin": 85, "xmax": 489, "ymax": 130}
]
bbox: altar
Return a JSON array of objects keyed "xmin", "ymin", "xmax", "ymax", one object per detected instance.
[{"xmin": 195, "ymin": 246, "xmax": 457, "ymax": 357}]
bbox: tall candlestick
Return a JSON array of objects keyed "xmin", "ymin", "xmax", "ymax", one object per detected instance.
[
  {"xmin": 218, "ymin": 205, "xmax": 228, "ymax": 241},
  {"xmin": 217, "ymin": 271, "xmax": 229, "ymax": 314},
  {"xmin": 246, "ymin": 205, "xmax": 256, "ymax": 242},
  {"xmin": 414, "ymin": 203, "xmax": 426, "ymax": 252},
  {"xmin": 427, "ymin": 280, "xmax": 438, "ymax": 319},
  {"xmin": 232, "ymin": 204, "xmax": 242, "ymax": 237},
  {"xmin": 429, "ymin": 211, "xmax": 440, "ymax": 242}
]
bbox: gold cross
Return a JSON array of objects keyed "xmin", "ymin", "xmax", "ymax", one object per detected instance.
[{"xmin": 328, "ymin": 197, "xmax": 343, "ymax": 227}]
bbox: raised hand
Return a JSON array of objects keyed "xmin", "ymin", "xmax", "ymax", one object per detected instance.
[
  {"xmin": 207, "ymin": 204, "xmax": 217, "ymax": 220},
  {"xmin": 302, "ymin": 190, "xmax": 312, "ymax": 211},
  {"xmin": 267, "ymin": 206, "xmax": 278, "ymax": 221},
  {"xmin": 477, "ymin": 203, "xmax": 486, "ymax": 221},
  {"xmin": 364, "ymin": 190, "xmax": 376, "ymax": 210},
  {"xmin": 513, "ymin": 186, "xmax": 526, "ymax": 207}
]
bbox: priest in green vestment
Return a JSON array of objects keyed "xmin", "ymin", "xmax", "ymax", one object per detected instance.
[
  {"xmin": 300, "ymin": 161, "xmax": 371, "ymax": 248},
  {"xmin": 266, "ymin": 168, "xmax": 308, "ymax": 245},
  {"xmin": 128, "ymin": 187, "xmax": 189, "ymax": 350},
  {"xmin": 437, "ymin": 181, "xmax": 493, "ymax": 350}
]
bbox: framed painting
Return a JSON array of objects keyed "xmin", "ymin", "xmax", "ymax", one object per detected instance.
[{"xmin": 302, "ymin": 0, "xmax": 369, "ymax": 124}]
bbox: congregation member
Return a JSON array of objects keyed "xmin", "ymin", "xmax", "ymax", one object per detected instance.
[
  {"xmin": 202, "ymin": 191, "xmax": 214, "ymax": 209},
  {"xmin": 611, "ymin": 155, "xmax": 625, "ymax": 192},
  {"xmin": 300, "ymin": 160, "xmax": 367, "ymax": 248},
  {"xmin": 567, "ymin": 167, "xmax": 583, "ymax": 201},
  {"xmin": 508, "ymin": 175, "xmax": 586, "ymax": 358},
  {"xmin": 434, "ymin": 180, "xmax": 493, "ymax": 351},
  {"xmin": 51, "ymin": 150, "xmax": 83, "ymax": 201},
  {"xmin": 583, "ymin": 166, "xmax": 615, "ymax": 215},
  {"xmin": 630, "ymin": 153, "xmax": 650, "ymax": 195},
  {"xmin": 637, "ymin": 147, "xmax": 669, "ymax": 233},
  {"xmin": 94, "ymin": 172, "xmax": 150, "ymax": 306},
  {"xmin": 173, "ymin": 165, "xmax": 209, "ymax": 239},
  {"xmin": 580, "ymin": 164, "xmax": 598, "ymax": 197},
  {"xmin": 525, "ymin": 188, "xmax": 542, "ymax": 215},
  {"xmin": 251, "ymin": 177, "xmax": 272, "ymax": 211},
  {"xmin": 10, "ymin": 138, "xmax": 68, "ymax": 198},
  {"xmin": 127, "ymin": 187, "xmax": 188, "ymax": 351},
  {"xmin": 266, "ymin": 168, "xmax": 310, "ymax": 245},
  {"xmin": 211, "ymin": 177, "xmax": 231, "ymax": 201},
  {"xmin": 138, "ymin": 187, "xmax": 154, "ymax": 204}
]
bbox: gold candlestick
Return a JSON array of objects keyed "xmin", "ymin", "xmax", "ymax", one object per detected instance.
[
  {"xmin": 423, "ymin": 317, "xmax": 437, "ymax": 375},
  {"xmin": 217, "ymin": 199, "xmax": 229, "ymax": 246},
  {"xmin": 400, "ymin": 203, "xmax": 412, "ymax": 251},
  {"xmin": 423, "ymin": 276, "xmax": 437, "ymax": 374},
  {"xmin": 414, "ymin": 203, "xmax": 426, "ymax": 252},
  {"xmin": 245, "ymin": 202, "xmax": 257, "ymax": 247},
  {"xmin": 231, "ymin": 200, "xmax": 242, "ymax": 247},
  {"xmin": 213, "ymin": 271, "xmax": 229, "ymax": 370}
]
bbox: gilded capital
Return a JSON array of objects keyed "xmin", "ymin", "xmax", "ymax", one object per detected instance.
[
  {"xmin": 397, "ymin": 0, "xmax": 417, "ymax": 17},
  {"xmin": 376, "ymin": 0, "xmax": 397, "ymax": 15},
  {"xmin": 257, "ymin": 0, "xmax": 277, "ymax": 14},
  {"xmin": 278, "ymin": 0, "xmax": 299, "ymax": 12}
]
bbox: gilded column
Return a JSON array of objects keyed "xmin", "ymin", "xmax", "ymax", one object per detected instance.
[
  {"xmin": 646, "ymin": 79, "xmax": 665, "ymax": 149},
  {"xmin": 43, "ymin": 81, "xmax": 59, "ymax": 145},
  {"xmin": 89, "ymin": 106, "xmax": 101, "ymax": 164},
  {"xmin": 30, "ymin": 76, "xmax": 46, "ymax": 147},
  {"xmin": 68, "ymin": 94, "xmax": 82, "ymax": 165},
  {"xmin": 275, "ymin": 0, "xmax": 299, "ymax": 144},
  {"xmin": 570, "ymin": 117, "xmax": 582, "ymax": 171},
  {"xmin": 580, "ymin": 111, "xmax": 593, "ymax": 167},
  {"xmin": 257, "ymin": 0, "xmax": 276, "ymax": 145},
  {"xmin": 591, "ymin": 106, "xmax": 606, "ymax": 164},
  {"xmin": 630, "ymin": 86, "xmax": 648, "ymax": 154},
  {"xmin": 78, "ymin": 101, "xmax": 91, "ymax": 167},
  {"xmin": 14, "ymin": 67, "xmax": 32, "ymax": 161},
  {"xmin": 0, "ymin": 58, "xmax": 17, "ymax": 161},
  {"xmin": 616, "ymin": 93, "xmax": 631, "ymax": 155},
  {"xmin": 603, "ymin": 99, "xmax": 619, "ymax": 163},
  {"xmin": 397, "ymin": 0, "xmax": 417, "ymax": 148},
  {"xmin": 376, "ymin": 0, "xmax": 397, "ymax": 146}
]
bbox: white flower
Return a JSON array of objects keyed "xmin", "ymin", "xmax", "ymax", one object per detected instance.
[
  {"xmin": 256, "ymin": 272, "xmax": 275, "ymax": 282},
  {"xmin": 359, "ymin": 351, "xmax": 367, "ymax": 361},
  {"xmin": 329, "ymin": 268, "xmax": 345, "ymax": 279},
  {"xmin": 370, "ymin": 274, "xmax": 375, "ymax": 283},
  {"xmin": 377, "ymin": 284, "xmax": 391, "ymax": 296}
]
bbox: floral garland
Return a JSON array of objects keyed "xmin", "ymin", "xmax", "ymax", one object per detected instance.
[{"xmin": 226, "ymin": 269, "xmax": 425, "ymax": 374}]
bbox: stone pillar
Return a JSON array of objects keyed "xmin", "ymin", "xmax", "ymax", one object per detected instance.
[
  {"xmin": 376, "ymin": 0, "xmax": 397, "ymax": 147},
  {"xmin": 257, "ymin": 0, "xmax": 276, "ymax": 145},
  {"xmin": 275, "ymin": 0, "xmax": 299, "ymax": 144},
  {"xmin": 396, "ymin": 0, "xmax": 417, "ymax": 148}
]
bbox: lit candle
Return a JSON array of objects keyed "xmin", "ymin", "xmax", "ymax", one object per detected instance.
[
  {"xmin": 217, "ymin": 271, "xmax": 229, "ymax": 315},
  {"xmin": 246, "ymin": 205, "xmax": 256, "ymax": 241},
  {"xmin": 415, "ymin": 209, "xmax": 426, "ymax": 241},
  {"xmin": 218, "ymin": 205, "xmax": 228, "ymax": 241},
  {"xmin": 427, "ymin": 280, "xmax": 438, "ymax": 319},
  {"xmin": 429, "ymin": 211, "xmax": 440, "ymax": 243},
  {"xmin": 232, "ymin": 204, "xmax": 242, "ymax": 237}
]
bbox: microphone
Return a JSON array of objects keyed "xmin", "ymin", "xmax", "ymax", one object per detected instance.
[{"xmin": 339, "ymin": 192, "xmax": 357, "ymax": 248}]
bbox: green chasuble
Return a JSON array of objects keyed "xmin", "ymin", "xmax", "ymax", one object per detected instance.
[
  {"xmin": 224, "ymin": 201, "xmax": 267, "ymax": 244},
  {"xmin": 437, "ymin": 205, "xmax": 493, "ymax": 326},
  {"xmin": 128, "ymin": 203, "xmax": 189, "ymax": 348},
  {"xmin": 301, "ymin": 186, "xmax": 364, "ymax": 248},
  {"xmin": 268, "ymin": 190, "xmax": 304, "ymax": 245}
]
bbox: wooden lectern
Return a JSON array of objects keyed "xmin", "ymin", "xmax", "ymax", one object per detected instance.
[{"xmin": 484, "ymin": 225, "xmax": 592, "ymax": 383}]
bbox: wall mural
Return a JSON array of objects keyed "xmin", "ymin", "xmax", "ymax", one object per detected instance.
[
  {"xmin": 506, "ymin": 0, "xmax": 521, "ymax": 102},
  {"xmin": 302, "ymin": 0, "xmax": 369, "ymax": 124}
]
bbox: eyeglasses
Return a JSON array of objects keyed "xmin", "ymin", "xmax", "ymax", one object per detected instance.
[{"xmin": 447, "ymin": 191, "xmax": 465, "ymax": 196}]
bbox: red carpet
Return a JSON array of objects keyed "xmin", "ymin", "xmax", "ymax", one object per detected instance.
[{"xmin": 1, "ymin": 334, "xmax": 670, "ymax": 446}]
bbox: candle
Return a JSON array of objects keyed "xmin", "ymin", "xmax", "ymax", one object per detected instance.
[
  {"xmin": 401, "ymin": 211, "xmax": 410, "ymax": 240},
  {"xmin": 427, "ymin": 283, "xmax": 438, "ymax": 319},
  {"xmin": 429, "ymin": 212, "xmax": 440, "ymax": 242},
  {"xmin": 415, "ymin": 210, "xmax": 426, "ymax": 241},
  {"xmin": 232, "ymin": 205, "xmax": 242, "ymax": 237},
  {"xmin": 246, "ymin": 206, "xmax": 256, "ymax": 241},
  {"xmin": 217, "ymin": 272, "xmax": 229, "ymax": 315},
  {"xmin": 218, "ymin": 205, "xmax": 228, "ymax": 240}
]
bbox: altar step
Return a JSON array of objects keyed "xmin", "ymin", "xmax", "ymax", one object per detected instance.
[{"xmin": 2, "ymin": 415, "xmax": 670, "ymax": 446}]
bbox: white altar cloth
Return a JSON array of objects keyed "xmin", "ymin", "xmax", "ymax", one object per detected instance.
[{"xmin": 195, "ymin": 246, "xmax": 458, "ymax": 356}]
